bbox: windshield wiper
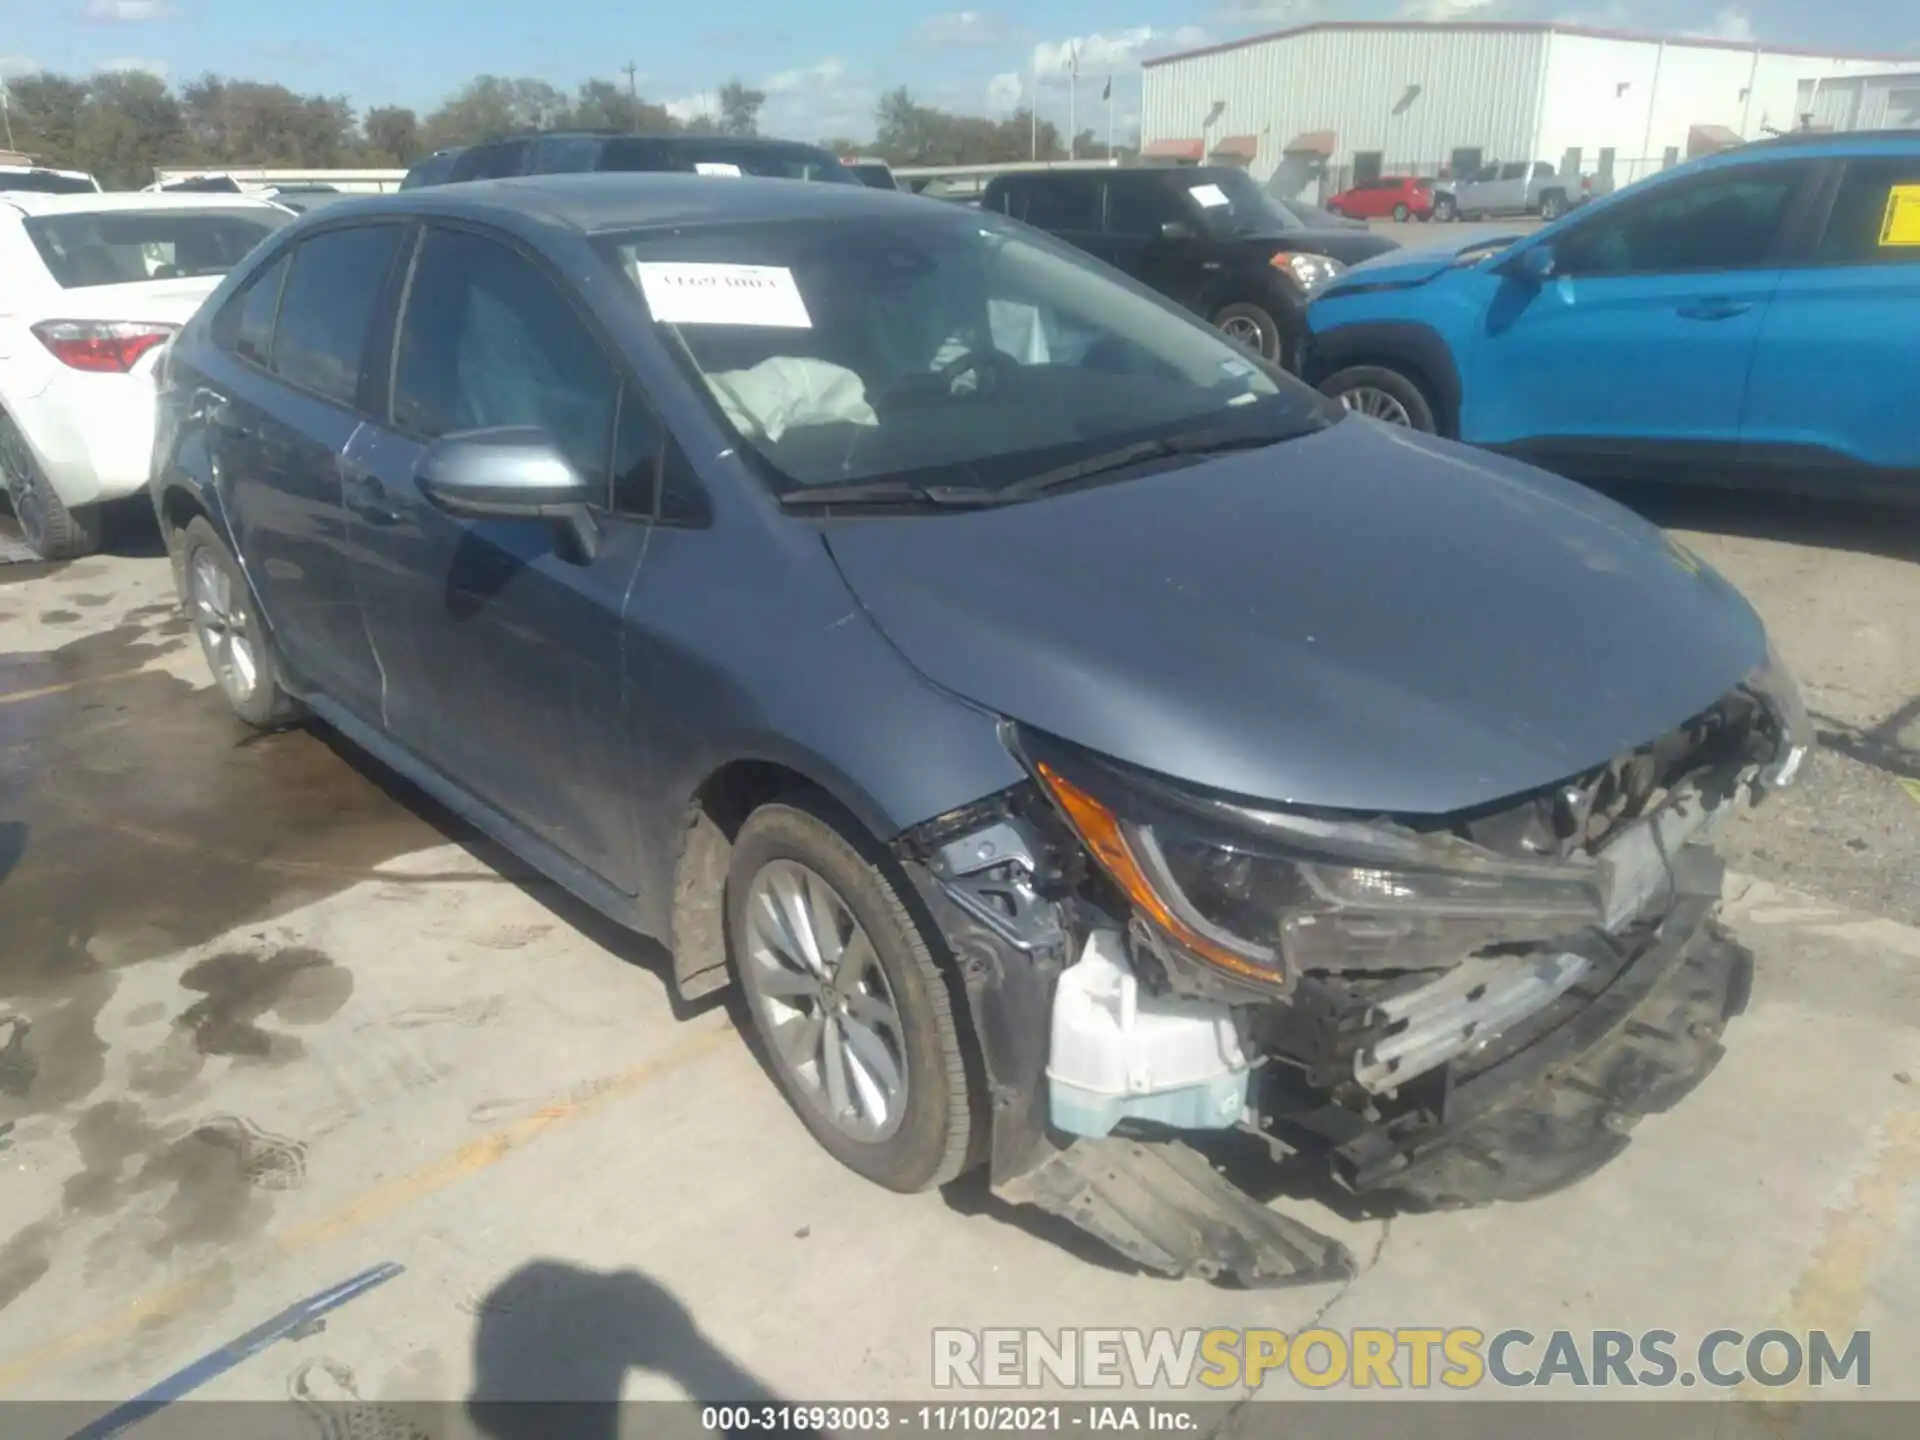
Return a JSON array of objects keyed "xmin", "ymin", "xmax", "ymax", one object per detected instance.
[
  {"xmin": 778, "ymin": 479, "xmax": 1001, "ymax": 509},
  {"xmin": 996, "ymin": 427, "xmax": 1291, "ymax": 501}
]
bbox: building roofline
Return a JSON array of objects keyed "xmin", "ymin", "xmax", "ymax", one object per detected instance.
[{"xmin": 1142, "ymin": 20, "xmax": 1920, "ymax": 70}]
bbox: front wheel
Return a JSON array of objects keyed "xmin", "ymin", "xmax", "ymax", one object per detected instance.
[
  {"xmin": 727, "ymin": 797, "xmax": 978, "ymax": 1194},
  {"xmin": 1392, "ymin": 202, "xmax": 1411, "ymax": 222},
  {"xmin": 1212, "ymin": 301, "xmax": 1284, "ymax": 363},
  {"xmin": 1433, "ymin": 195, "xmax": 1457, "ymax": 222},
  {"xmin": 1319, "ymin": 365, "xmax": 1438, "ymax": 432}
]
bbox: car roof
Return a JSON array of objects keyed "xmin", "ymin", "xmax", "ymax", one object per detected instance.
[
  {"xmin": 0, "ymin": 191, "xmax": 286, "ymax": 217},
  {"xmin": 300, "ymin": 170, "xmax": 923, "ymax": 236},
  {"xmin": 0, "ymin": 165, "xmax": 96, "ymax": 180}
]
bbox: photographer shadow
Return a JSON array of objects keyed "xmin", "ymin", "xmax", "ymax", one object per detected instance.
[{"xmin": 466, "ymin": 1261, "xmax": 823, "ymax": 1440}]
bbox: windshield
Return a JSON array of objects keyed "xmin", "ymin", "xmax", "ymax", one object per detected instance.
[
  {"xmin": 24, "ymin": 208, "xmax": 289, "ymax": 289},
  {"xmin": 1186, "ymin": 169, "xmax": 1306, "ymax": 237},
  {"xmin": 600, "ymin": 138, "xmax": 859, "ymax": 184},
  {"xmin": 613, "ymin": 210, "xmax": 1333, "ymax": 495},
  {"xmin": 0, "ymin": 170, "xmax": 101, "ymax": 195}
]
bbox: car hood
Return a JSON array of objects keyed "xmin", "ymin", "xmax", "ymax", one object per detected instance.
[
  {"xmin": 1227, "ymin": 229, "xmax": 1400, "ymax": 266},
  {"xmin": 823, "ymin": 419, "xmax": 1768, "ymax": 816},
  {"xmin": 1318, "ymin": 234, "xmax": 1525, "ymax": 291}
]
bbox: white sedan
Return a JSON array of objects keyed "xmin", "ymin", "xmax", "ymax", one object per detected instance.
[{"xmin": 0, "ymin": 191, "xmax": 290, "ymax": 558}]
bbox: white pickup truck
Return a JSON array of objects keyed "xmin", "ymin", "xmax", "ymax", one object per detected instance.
[{"xmin": 1435, "ymin": 160, "xmax": 1598, "ymax": 222}]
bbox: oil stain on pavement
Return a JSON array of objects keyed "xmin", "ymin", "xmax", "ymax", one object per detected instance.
[{"xmin": 0, "ymin": 569, "xmax": 453, "ymax": 1316}]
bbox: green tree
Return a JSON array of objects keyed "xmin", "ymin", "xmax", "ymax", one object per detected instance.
[
  {"xmin": 569, "ymin": 78, "xmax": 677, "ymax": 135},
  {"xmin": 0, "ymin": 72, "xmax": 88, "ymax": 169},
  {"xmin": 717, "ymin": 80, "xmax": 765, "ymax": 137},
  {"xmin": 362, "ymin": 104, "xmax": 420, "ymax": 164},
  {"xmin": 420, "ymin": 76, "xmax": 570, "ymax": 150},
  {"xmin": 73, "ymin": 71, "xmax": 186, "ymax": 187}
]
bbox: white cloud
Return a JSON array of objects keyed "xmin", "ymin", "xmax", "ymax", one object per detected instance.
[
  {"xmin": 1, "ymin": 55, "xmax": 40, "ymax": 80},
  {"xmin": 1400, "ymin": 0, "xmax": 1495, "ymax": 19},
  {"xmin": 1030, "ymin": 27, "xmax": 1211, "ymax": 80},
  {"xmin": 765, "ymin": 57, "xmax": 848, "ymax": 94},
  {"xmin": 913, "ymin": 11, "xmax": 1013, "ymax": 48},
  {"xmin": 102, "ymin": 55, "xmax": 169, "ymax": 77},
  {"xmin": 986, "ymin": 70, "xmax": 1025, "ymax": 110},
  {"xmin": 662, "ymin": 93, "xmax": 710, "ymax": 123},
  {"xmin": 1688, "ymin": 7, "xmax": 1755, "ymax": 41},
  {"xmin": 1212, "ymin": 0, "xmax": 1317, "ymax": 23},
  {"xmin": 84, "ymin": 0, "xmax": 174, "ymax": 21}
]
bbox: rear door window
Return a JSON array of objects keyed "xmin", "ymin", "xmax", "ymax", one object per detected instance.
[
  {"xmin": 1814, "ymin": 157, "xmax": 1920, "ymax": 266},
  {"xmin": 270, "ymin": 225, "xmax": 406, "ymax": 405},
  {"xmin": 1105, "ymin": 178, "xmax": 1185, "ymax": 236},
  {"xmin": 449, "ymin": 142, "xmax": 529, "ymax": 183},
  {"xmin": 1023, "ymin": 175, "xmax": 1102, "ymax": 232},
  {"xmin": 212, "ymin": 250, "xmax": 291, "ymax": 366}
]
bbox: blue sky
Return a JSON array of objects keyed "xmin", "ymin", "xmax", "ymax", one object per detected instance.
[{"xmin": 3, "ymin": 1, "xmax": 1914, "ymax": 143}]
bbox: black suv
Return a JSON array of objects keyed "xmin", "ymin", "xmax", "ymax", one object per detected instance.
[
  {"xmin": 983, "ymin": 165, "xmax": 1398, "ymax": 368},
  {"xmin": 400, "ymin": 131, "xmax": 860, "ymax": 190}
]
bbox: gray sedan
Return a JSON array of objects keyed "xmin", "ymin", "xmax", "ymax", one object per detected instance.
[{"xmin": 150, "ymin": 173, "xmax": 1808, "ymax": 1283}]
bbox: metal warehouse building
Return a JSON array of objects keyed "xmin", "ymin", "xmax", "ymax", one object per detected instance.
[{"xmin": 1140, "ymin": 21, "xmax": 1920, "ymax": 204}]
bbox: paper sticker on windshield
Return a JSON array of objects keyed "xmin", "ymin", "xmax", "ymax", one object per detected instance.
[
  {"xmin": 1220, "ymin": 357, "xmax": 1257, "ymax": 379},
  {"xmin": 634, "ymin": 263, "xmax": 813, "ymax": 328},
  {"xmin": 1188, "ymin": 183, "xmax": 1230, "ymax": 208},
  {"xmin": 1878, "ymin": 185, "xmax": 1920, "ymax": 247},
  {"xmin": 695, "ymin": 162, "xmax": 744, "ymax": 177}
]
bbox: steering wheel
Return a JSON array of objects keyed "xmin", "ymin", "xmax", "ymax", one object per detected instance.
[{"xmin": 876, "ymin": 346, "xmax": 1021, "ymax": 412}]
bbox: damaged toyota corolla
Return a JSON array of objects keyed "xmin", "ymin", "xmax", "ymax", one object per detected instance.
[{"xmin": 153, "ymin": 176, "xmax": 1811, "ymax": 1284}]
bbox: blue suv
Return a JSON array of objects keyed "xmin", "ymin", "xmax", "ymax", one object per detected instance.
[{"xmin": 1304, "ymin": 130, "xmax": 1920, "ymax": 502}]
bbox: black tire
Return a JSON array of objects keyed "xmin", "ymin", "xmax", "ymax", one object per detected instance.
[
  {"xmin": 1318, "ymin": 364, "xmax": 1438, "ymax": 433},
  {"xmin": 727, "ymin": 797, "xmax": 977, "ymax": 1194},
  {"xmin": 1539, "ymin": 192, "xmax": 1567, "ymax": 222},
  {"xmin": 1392, "ymin": 202, "xmax": 1411, "ymax": 222},
  {"xmin": 1212, "ymin": 301, "xmax": 1284, "ymax": 364},
  {"xmin": 0, "ymin": 410, "xmax": 101, "ymax": 561},
  {"xmin": 1358, "ymin": 920, "xmax": 1752, "ymax": 1210},
  {"xmin": 1433, "ymin": 195, "xmax": 1457, "ymax": 222},
  {"xmin": 177, "ymin": 516, "xmax": 304, "ymax": 729}
]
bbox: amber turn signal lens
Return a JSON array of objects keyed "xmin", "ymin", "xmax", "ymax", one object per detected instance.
[{"xmin": 1034, "ymin": 760, "xmax": 1282, "ymax": 986}]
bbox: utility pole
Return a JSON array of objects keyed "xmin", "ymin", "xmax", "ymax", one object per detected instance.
[
  {"xmin": 1, "ymin": 81, "xmax": 14, "ymax": 153},
  {"xmin": 1030, "ymin": 70, "xmax": 1037, "ymax": 161},
  {"xmin": 621, "ymin": 61, "xmax": 639, "ymax": 132}
]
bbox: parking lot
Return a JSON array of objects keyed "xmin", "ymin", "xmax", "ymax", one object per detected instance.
[{"xmin": 2, "ymin": 480, "xmax": 1916, "ymax": 1420}]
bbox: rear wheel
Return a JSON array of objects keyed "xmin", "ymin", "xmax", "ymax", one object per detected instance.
[
  {"xmin": 1212, "ymin": 301, "xmax": 1284, "ymax": 363},
  {"xmin": 1319, "ymin": 365, "xmax": 1437, "ymax": 432},
  {"xmin": 178, "ymin": 516, "xmax": 303, "ymax": 729},
  {"xmin": 727, "ymin": 797, "xmax": 977, "ymax": 1193},
  {"xmin": 1392, "ymin": 202, "xmax": 1411, "ymax": 222},
  {"xmin": 0, "ymin": 411, "xmax": 101, "ymax": 561},
  {"xmin": 1539, "ymin": 192, "xmax": 1567, "ymax": 221}
]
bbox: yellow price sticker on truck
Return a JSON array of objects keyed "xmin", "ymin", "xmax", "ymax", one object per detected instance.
[{"xmin": 1878, "ymin": 185, "xmax": 1920, "ymax": 247}]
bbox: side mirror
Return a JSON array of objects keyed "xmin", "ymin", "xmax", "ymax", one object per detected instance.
[
  {"xmin": 1159, "ymin": 220, "xmax": 1196, "ymax": 241},
  {"xmin": 1508, "ymin": 244, "xmax": 1558, "ymax": 284},
  {"xmin": 417, "ymin": 427, "xmax": 602, "ymax": 561}
]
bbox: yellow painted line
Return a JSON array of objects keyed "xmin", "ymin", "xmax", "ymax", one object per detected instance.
[
  {"xmin": 1898, "ymin": 777, "xmax": 1920, "ymax": 808},
  {"xmin": 0, "ymin": 667, "xmax": 157, "ymax": 706},
  {"xmin": 0, "ymin": 1019, "xmax": 738, "ymax": 1394},
  {"xmin": 1738, "ymin": 1108, "xmax": 1920, "ymax": 1404}
]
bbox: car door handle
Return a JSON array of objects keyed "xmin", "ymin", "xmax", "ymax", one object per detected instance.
[
  {"xmin": 1676, "ymin": 298, "xmax": 1753, "ymax": 321},
  {"xmin": 341, "ymin": 471, "xmax": 402, "ymax": 527}
]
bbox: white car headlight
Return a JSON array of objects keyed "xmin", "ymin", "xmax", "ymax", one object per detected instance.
[{"xmin": 1270, "ymin": 251, "xmax": 1348, "ymax": 292}]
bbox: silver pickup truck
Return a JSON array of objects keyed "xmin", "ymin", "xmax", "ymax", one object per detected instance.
[{"xmin": 1436, "ymin": 160, "xmax": 1596, "ymax": 222}]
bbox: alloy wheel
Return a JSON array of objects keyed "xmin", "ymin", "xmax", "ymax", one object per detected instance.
[
  {"xmin": 1219, "ymin": 314, "xmax": 1267, "ymax": 349},
  {"xmin": 1339, "ymin": 386, "xmax": 1415, "ymax": 426},
  {"xmin": 0, "ymin": 423, "xmax": 46, "ymax": 553},
  {"xmin": 188, "ymin": 547, "xmax": 261, "ymax": 707},
  {"xmin": 745, "ymin": 859, "xmax": 909, "ymax": 1144}
]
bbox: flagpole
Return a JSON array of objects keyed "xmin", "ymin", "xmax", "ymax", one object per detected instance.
[
  {"xmin": 1106, "ymin": 76, "xmax": 1114, "ymax": 160},
  {"xmin": 1068, "ymin": 44, "xmax": 1078, "ymax": 160},
  {"xmin": 1029, "ymin": 69, "xmax": 1037, "ymax": 160}
]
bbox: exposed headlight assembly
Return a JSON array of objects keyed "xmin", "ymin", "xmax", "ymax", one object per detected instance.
[
  {"xmin": 1270, "ymin": 251, "xmax": 1347, "ymax": 292},
  {"xmin": 1017, "ymin": 731, "xmax": 1607, "ymax": 994},
  {"xmin": 1745, "ymin": 637, "xmax": 1811, "ymax": 793}
]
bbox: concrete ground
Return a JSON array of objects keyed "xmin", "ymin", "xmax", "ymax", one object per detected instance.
[{"xmin": 1, "ymin": 484, "xmax": 1917, "ymax": 1428}]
